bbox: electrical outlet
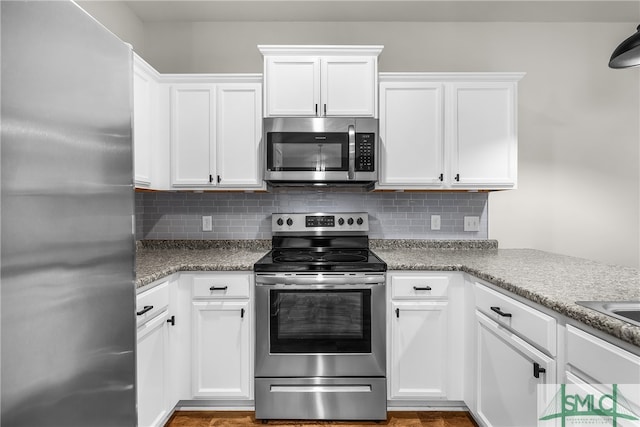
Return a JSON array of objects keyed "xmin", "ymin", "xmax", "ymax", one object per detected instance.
[
  {"xmin": 464, "ymin": 216, "xmax": 480, "ymax": 232},
  {"xmin": 431, "ymin": 215, "xmax": 441, "ymax": 230},
  {"xmin": 202, "ymin": 216, "xmax": 213, "ymax": 232}
]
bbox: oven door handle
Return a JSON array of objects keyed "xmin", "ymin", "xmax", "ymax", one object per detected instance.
[
  {"xmin": 255, "ymin": 275, "xmax": 385, "ymax": 287},
  {"xmin": 348, "ymin": 124, "xmax": 356, "ymax": 180}
]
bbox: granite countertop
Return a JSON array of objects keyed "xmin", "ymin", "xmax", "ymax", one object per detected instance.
[
  {"xmin": 375, "ymin": 247, "xmax": 640, "ymax": 347},
  {"xmin": 135, "ymin": 240, "xmax": 640, "ymax": 348},
  {"xmin": 135, "ymin": 240, "xmax": 270, "ymax": 288}
]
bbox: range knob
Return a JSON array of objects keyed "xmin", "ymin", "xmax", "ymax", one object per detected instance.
[
  {"xmin": 276, "ymin": 218, "xmax": 284, "ymax": 226},
  {"xmin": 338, "ymin": 218, "xmax": 345, "ymax": 226},
  {"xmin": 357, "ymin": 217, "xmax": 364, "ymax": 225},
  {"xmin": 347, "ymin": 218, "xmax": 354, "ymax": 225},
  {"xmin": 286, "ymin": 218, "xmax": 293, "ymax": 226}
]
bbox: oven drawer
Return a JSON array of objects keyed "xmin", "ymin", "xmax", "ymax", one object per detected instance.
[
  {"xmin": 255, "ymin": 377, "xmax": 387, "ymax": 421},
  {"xmin": 391, "ymin": 274, "xmax": 450, "ymax": 299},
  {"xmin": 192, "ymin": 273, "xmax": 251, "ymax": 299}
]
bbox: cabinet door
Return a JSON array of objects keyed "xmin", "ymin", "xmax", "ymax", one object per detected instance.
[
  {"xmin": 133, "ymin": 57, "xmax": 156, "ymax": 187},
  {"xmin": 264, "ymin": 57, "xmax": 320, "ymax": 117},
  {"xmin": 137, "ymin": 311, "xmax": 170, "ymax": 427},
  {"xmin": 192, "ymin": 300, "xmax": 252, "ymax": 399},
  {"xmin": 378, "ymin": 82, "xmax": 444, "ymax": 188},
  {"xmin": 322, "ymin": 57, "xmax": 376, "ymax": 117},
  {"xmin": 216, "ymin": 84, "xmax": 263, "ymax": 187},
  {"xmin": 170, "ymin": 85, "xmax": 215, "ymax": 187},
  {"xmin": 389, "ymin": 300, "xmax": 448, "ymax": 399},
  {"xmin": 475, "ymin": 311, "xmax": 555, "ymax": 427},
  {"xmin": 449, "ymin": 82, "xmax": 517, "ymax": 189}
]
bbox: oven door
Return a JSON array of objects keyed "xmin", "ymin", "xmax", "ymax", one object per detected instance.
[{"xmin": 255, "ymin": 279, "xmax": 386, "ymax": 378}]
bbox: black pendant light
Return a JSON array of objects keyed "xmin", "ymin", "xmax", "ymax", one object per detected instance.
[{"xmin": 609, "ymin": 25, "xmax": 640, "ymax": 68}]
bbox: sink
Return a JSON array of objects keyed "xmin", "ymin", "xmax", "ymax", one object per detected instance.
[{"xmin": 576, "ymin": 301, "xmax": 640, "ymax": 327}]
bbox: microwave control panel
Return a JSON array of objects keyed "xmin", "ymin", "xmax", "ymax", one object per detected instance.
[{"xmin": 355, "ymin": 133, "xmax": 375, "ymax": 172}]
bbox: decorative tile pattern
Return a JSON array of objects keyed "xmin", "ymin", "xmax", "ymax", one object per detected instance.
[{"xmin": 136, "ymin": 191, "xmax": 488, "ymax": 240}]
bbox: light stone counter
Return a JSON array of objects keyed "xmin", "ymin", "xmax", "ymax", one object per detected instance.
[
  {"xmin": 135, "ymin": 241, "xmax": 640, "ymax": 347},
  {"xmin": 375, "ymin": 247, "xmax": 640, "ymax": 347}
]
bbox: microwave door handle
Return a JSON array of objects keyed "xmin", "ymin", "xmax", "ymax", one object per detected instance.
[{"xmin": 348, "ymin": 125, "xmax": 356, "ymax": 180}]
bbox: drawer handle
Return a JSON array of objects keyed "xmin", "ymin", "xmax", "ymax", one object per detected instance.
[
  {"xmin": 209, "ymin": 286, "xmax": 228, "ymax": 291},
  {"xmin": 136, "ymin": 305, "xmax": 153, "ymax": 316},
  {"xmin": 413, "ymin": 286, "xmax": 432, "ymax": 291},
  {"xmin": 533, "ymin": 362, "xmax": 546, "ymax": 379},
  {"xmin": 490, "ymin": 306, "xmax": 512, "ymax": 317}
]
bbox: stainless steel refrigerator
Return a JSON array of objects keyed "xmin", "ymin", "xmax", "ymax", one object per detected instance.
[{"xmin": 1, "ymin": 1, "xmax": 136, "ymax": 426}]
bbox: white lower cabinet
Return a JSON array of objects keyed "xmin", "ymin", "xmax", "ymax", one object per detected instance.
[
  {"xmin": 190, "ymin": 272, "xmax": 253, "ymax": 400},
  {"xmin": 564, "ymin": 325, "xmax": 640, "ymax": 419},
  {"xmin": 387, "ymin": 272, "xmax": 465, "ymax": 402},
  {"xmin": 192, "ymin": 300, "xmax": 252, "ymax": 398},
  {"xmin": 390, "ymin": 300, "xmax": 448, "ymax": 398},
  {"xmin": 475, "ymin": 310, "xmax": 556, "ymax": 427},
  {"xmin": 136, "ymin": 280, "xmax": 172, "ymax": 427}
]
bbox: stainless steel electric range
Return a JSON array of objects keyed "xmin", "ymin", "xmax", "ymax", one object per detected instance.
[{"xmin": 254, "ymin": 212, "xmax": 387, "ymax": 421}]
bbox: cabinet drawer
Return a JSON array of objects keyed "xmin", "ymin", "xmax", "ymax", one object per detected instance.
[
  {"xmin": 136, "ymin": 280, "xmax": 169, "ymax": 327},
  {"xmin": 566, "ymin": 325, "xmax": 640, "ymax": 384},
  {"xmin": 193, "ymin": 273, "xmax": 251, "ymax": 299},
  {"xmin": 391, "ymin": 274, "xmax": 449, "ymax": 299},
  {"xmin": 475, "ymin": 283, "xmax": 557, "ymax": 355}
]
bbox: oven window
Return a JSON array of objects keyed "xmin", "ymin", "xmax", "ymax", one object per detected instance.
[
  {"xmin": 267, "ymin": 132, "xmax": 348, "ymax": 171},
  {"xmin": 269, "ymin": 289, "xmax": 371, "ymax": 353}
]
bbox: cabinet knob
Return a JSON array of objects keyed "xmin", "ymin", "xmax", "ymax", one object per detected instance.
[
  {"xmin": 533, "ymin": 362, "xmax": 546, "ymax": 379},
  {"xmin": 395, "ymin": 308, "xmax": 400, "ymax": 318},
  {"xmin": 438, "ymin": 174, "xmax": 444, "ymax": 182},
  {"xmin": 167, "ymin": 315, "xmax": 175, "ymax": 326},
  {"xmin": 454, "ymin": 173, "xmax": 460, "ymax": 182},
  {"xmin": 241, "ymin": 308, "xmax": 245, "ymax": 318}
]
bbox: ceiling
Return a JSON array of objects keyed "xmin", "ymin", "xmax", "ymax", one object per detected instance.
[{"xmin": 122, "ymin": 0, "xmax": 640, "ymax": 23}]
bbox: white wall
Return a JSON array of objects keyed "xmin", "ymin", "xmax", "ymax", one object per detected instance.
[
  {"xmin": 76, "ymin": 0, "xmax": 145, "ymax": 53},
  {"xmin": 80, "ymin": 6, "xmax": 640, "ymax": 267}
]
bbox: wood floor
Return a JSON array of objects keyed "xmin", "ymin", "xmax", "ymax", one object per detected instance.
[{"xmin": 165, "ymin": 411, "xmax": 479, "ymax": 427}]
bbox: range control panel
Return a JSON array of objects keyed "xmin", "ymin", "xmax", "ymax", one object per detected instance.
[{"xmin": 272, "ymin": 212, "xmax": 369, "ymax": 233}]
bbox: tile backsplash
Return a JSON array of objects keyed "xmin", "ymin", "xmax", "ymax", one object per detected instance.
[{"xmin": 136, "ymin": 191, "xmax": 488, "ymax": 240}]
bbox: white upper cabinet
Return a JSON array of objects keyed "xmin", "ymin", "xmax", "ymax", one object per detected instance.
[
  {"xmin": 259, "ymin": 45, "xmax": 383, "ymax": 118},
  {"xmin": 322, "ymin": 56, "xmax": 377, "ymax": 116},
  {"xmin": 215, "ymin": 84, "xmax": 262, "ymax": 187},
  {"xmin": 170, "ymin": 84, "xmax": 215, "ymax": 187},
  {"xmin": 379, "ymin": 81, "xmax": 445, "ymax": 188},
  {"xmin": 133, "ymin": 54, "xmax": 160, "ymax": 188},
  {"xmin": 450, "ymin": 81, "xmax": 518, "ymax": 189},
  {"xmin": 377, "ymin": 73, "xmax": 524, "ymax": 191},
  {"xmin": 169, "ymin": 76, "xmax": 263, "ymax": 190},
  {"xmin": 264, "ymin": 56, "xmax": 320, "ymax": 117}
]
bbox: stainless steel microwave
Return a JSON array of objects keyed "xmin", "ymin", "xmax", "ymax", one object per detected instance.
[{"xmin": 264, "ymin": 117, "xmax": 378, "ymax": 188}]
